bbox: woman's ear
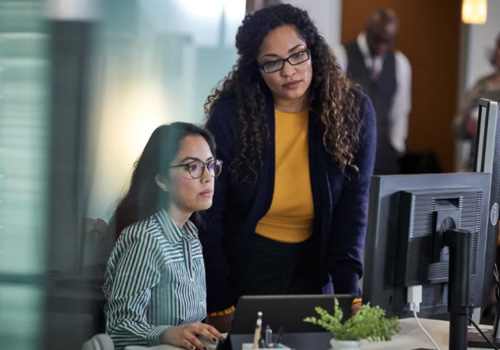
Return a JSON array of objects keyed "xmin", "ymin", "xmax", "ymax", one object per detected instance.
[{"xmin": 155, "ymin": 174, "xmax": 168, "ymax": 192}]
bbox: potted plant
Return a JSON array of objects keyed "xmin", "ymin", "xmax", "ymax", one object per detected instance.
[{"xmin": 303, "ymin": 298, "xmax": 400, "ymax": 350}]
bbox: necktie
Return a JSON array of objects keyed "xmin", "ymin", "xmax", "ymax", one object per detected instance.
[{"xmin": 370, "ymin": 58, "xmax": 378, "ymax": 81}]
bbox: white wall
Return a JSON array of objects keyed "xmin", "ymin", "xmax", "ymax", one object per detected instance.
[{"xmin": 283, "ymin": 0, "xmax": 342, "ymax": 48}]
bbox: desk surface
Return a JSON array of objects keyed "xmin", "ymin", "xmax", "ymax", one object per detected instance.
[
  {"xmin": 361, "ymin": 317, "xmax": 491, "ymax": 350},
  {"xmin": 124, "ymin": 318, "xmax": 493, "ymax": 350}
]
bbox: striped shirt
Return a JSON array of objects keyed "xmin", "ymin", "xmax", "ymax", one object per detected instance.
[{"xmin": 103, "ymin": 209, "xmax": 206, "ymax": 350}]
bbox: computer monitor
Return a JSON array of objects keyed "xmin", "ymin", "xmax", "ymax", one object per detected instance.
[
  {"xmin": 475, "ymin": 99, "xmax": 499, "ymax": 173},
  {"xmin": 363, "ymin": 99, "xmax": 500, "ymax": 350},
  {"xmin": 362, "ymin": 172, "xmax": 493, "ymax": 349},
  {"xmin": 363, "ymin": 172, "xmax": 491, "ymax": 315},
  {"xmin": 474, "ymin": 98, "xmax": 500, "ymax": 316}
]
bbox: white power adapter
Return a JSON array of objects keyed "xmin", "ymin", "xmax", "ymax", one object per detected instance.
[{"xmin": 408, "ymin": 285, "xmax": 423, "ymax": 312}]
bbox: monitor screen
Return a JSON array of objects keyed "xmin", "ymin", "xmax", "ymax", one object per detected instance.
[{"xmin": 362, "ymin": 172, "xmax": 492, "ymax": 318}]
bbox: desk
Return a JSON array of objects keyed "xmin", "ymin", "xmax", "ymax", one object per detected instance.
[
  {"xmin": 124, "ymin": 318, "xmax": 494, "ymax": 350},
  {"xmin": 361, "ymin": 318, "xmax": 491, "ymax": 350}
]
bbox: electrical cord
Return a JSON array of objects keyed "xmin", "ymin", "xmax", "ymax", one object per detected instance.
[
  {"xmin": 408, "ymin": 285, "xmax": 441, "ymax": 350},
  {"xmin": 494, "ymin": 264, "xmax": 500, "ymax": 306},
  {"xmin": 465, "ymin": 263, "xmax": 500, "ymax": 349},
  {"xmin": 412, "ymin": 310, "xmax": 441, "ymax": 350},
  {"xmin": 407, "ymin": 264, "xmax": 500, "ymax": 350},
  {"xmin": 468, "ymin": 315, "xmax": 500, "ymax": 349}
]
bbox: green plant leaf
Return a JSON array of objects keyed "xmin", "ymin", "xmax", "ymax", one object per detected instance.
[{"xmin": 303, "ymin": 298, "xmax": 401, "ymax": 341}]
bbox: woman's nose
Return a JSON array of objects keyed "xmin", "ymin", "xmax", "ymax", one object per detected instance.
[
  {"xmin": 280, "ymin": 61, "xmax": 296, "ymax": 76},
  {"xmin": 201, "ymin": 167, "xmax": 212, "ymax": 183}
]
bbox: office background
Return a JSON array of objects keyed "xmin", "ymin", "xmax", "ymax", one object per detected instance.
[{"xmin": 0, "ymin": 0, "xmax": 499, "ymax": 349}]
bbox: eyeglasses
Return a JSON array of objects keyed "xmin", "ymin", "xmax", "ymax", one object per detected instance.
[
  {"xmin": 170, "ymin": 159, "xmax": 223, "ymax": 179},
  {"xmin": 258, "ymin": 50, "xmax": 311, "ymax": 74}
]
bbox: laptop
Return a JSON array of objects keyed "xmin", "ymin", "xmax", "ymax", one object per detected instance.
[{"xmin": 217, "ymin": 294, "xmax": 353, "ymax": 350}]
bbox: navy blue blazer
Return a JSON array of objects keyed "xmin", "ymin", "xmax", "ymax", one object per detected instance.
[{"xmin": 200, "ymin": 91, "xmax": 376, "ymax": 312}]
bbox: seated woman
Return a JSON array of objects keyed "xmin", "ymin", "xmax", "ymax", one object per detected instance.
[{"xmin": 103, "ymin": 122, "xmax": 223, "ymax": 350}]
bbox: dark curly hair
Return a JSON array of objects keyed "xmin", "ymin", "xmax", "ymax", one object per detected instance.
[{"xmin": 205, "ymin": 4, "xmax": 361, "ymax": 183}]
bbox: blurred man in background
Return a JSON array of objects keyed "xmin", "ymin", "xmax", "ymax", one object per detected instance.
[{"xmin": 334, "ymin": 8, "xmax": 412, "ymax": 175}]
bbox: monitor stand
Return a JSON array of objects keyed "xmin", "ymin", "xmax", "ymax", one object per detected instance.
[
  {"xmin": 445, "ymin": 228, "xmax": 473, "ymax": 350},
  {"xmin": 410, "ymin": 228, "xmax": 472, "ymax": 350}
]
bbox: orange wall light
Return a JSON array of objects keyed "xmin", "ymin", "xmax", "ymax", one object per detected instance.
[{"xmin": 462, "ymin": 0, "xmax": 487, "ymax": 24}]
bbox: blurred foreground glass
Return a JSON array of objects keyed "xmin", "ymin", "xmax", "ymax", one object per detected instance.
[
  {"xmin": 0, "ymin": 1, "xmax": 50, "ymax": 350},
  {"xmin": 85, "ymin": 0, "xmax": 245, "ymax": 221}
]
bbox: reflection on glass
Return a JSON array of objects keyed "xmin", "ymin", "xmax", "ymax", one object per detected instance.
[{"xmin": 86, "ymin": 0, "xmax": 245, "ymax": 222}]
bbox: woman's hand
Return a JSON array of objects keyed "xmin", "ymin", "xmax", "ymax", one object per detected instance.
[
  {"xmin": 206, "ymin": 311, "xmax": 235, "ymax": 333},
  {"xmin": 351, "ymin": 301, "xmax": 362, "ymax": 314},
  {"xmin": 161, "ymin": 322, "xmax": 222, "ymax": 350}
]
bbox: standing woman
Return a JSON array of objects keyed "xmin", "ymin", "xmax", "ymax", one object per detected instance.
[
  {"xmin": 103, "ymin": 123, "xmax": 222, "ymax": 350},
  {"xmin": 200, "ymin": 4, "xmax": 376, "ymax": 331}
]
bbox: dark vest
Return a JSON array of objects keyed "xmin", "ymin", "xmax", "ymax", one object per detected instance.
[{"xmin": 345, "ymin": 41, "xmax": 399, "ymax": 174}]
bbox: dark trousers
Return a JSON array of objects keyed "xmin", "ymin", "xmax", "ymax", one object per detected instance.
[{"xmin": 232, "ymin": 233, "xmax": 321, "ymax": 303}]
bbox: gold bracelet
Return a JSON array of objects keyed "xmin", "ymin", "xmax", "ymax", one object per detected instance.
[{"xmin": 207, "ymin": 305, "xmax": 235, "ymax": 317}]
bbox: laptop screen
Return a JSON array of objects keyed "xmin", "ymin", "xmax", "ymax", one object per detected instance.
[{"xmin": 218, "ymin": 294, "xmax": 353, "ymax": 350}]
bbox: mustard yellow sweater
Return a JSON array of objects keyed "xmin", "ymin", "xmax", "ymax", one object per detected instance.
[{"xmin": 255, "ymin": 109, "xmax": 314, "ymax": 243}]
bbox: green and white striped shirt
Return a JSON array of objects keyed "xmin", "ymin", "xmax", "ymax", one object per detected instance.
[{"xmin": 103, "ymin": 209, "xmax": 206, "ymax": 350}]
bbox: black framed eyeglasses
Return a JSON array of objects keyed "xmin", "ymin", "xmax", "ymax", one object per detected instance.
[
  {"xmin": 258, "ymin": 49, "xmax": 311, "ymax": 74},
  {"xmin": 170, "ymin": 159, "xmax": 223, "ymax": 179}
]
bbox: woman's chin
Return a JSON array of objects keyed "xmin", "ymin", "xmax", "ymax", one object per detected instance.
[{"xmin": 196, "ymin": 198, "xmax": 213, "ymax": 211}]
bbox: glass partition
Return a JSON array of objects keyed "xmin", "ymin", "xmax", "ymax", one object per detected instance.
[
  {"xmin": 86, "ymin": 0, "xmax": 245, "ymax": 222},
  {"xmin": 0, "ymin": 1, "xmax": 50, "ymax": 349}
]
